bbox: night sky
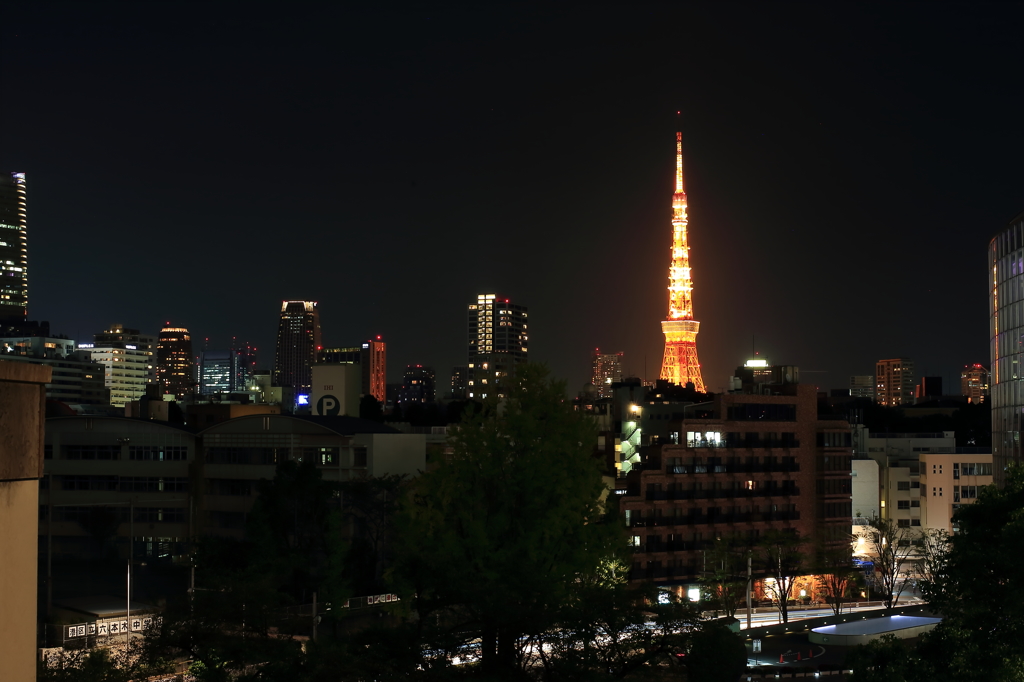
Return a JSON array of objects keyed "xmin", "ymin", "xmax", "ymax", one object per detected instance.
[{"xmin": 3, "ymin": 3, "xmax": 1022, "ymax": 394}]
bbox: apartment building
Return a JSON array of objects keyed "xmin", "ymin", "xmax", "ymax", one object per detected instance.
[{"xmin": 618, "ymin": 381, "xmax": 851, "ymax": 589}]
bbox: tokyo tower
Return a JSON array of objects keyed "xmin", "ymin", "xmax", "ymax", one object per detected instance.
[{"xmin": 659, "ymin": 116, "xmax": 706, "ymax": 391}]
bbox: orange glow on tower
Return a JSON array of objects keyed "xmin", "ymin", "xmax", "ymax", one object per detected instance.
[{"xmin": 659, "ymin": 119, "xmax": 706, "ymax": 391}]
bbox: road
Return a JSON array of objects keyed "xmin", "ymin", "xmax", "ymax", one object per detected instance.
[
  {"xmin": 739, "ymin": 600, "xmax": 928, "ymax": 670},
  {"xmin": 736, "ymin": 599, "xmax": 924, "ymax": 629}
]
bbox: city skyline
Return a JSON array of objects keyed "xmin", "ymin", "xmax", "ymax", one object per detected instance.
[{"xmin": 2, "ymin": 4, "xmax": 1021, "ymax": 392}]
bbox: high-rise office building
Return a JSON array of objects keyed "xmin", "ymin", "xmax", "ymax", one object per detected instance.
[
  {"xmin": 592, "ymin": 350, "xmax": 624, "ymax": 398},
  {"xmin": 961, "ymin": 364, "xmax": 989, "ymax": 404},
  {"xmin": 450, "ymin": 365, "xmax": 469, "ymax": 400},
  {"xmin": 876, "ymin": 358, "xmax": 915, "ymax": 407},
  {"xmin": 232, "ymin": 340, "xmax": 258, "ymax": 392},
  {"xmin": 81, "ymin": 324, "xmax": 156, "ymax": 407},
  {"xmin": 363, "ymin": 337, "xmax": 386, "ymax": 403},
  {"xmin": 467, "ymin": 293, "xmax": 528, "ymax": 399},
  {"xmin": 849, "ymin": 375, "xmax": 875, "ymax": 400},
  {"xmin": 915, "ymin": 376, "xmax": 943, "ymax": 401},
  {"xmin": 274, "ymin": 301, "xmax": 321, "ymax": 395},
  {"xmin": 397, "ymin": 365, "xmax": 436, "ymax": 405},
  {"xmin": 316, "ymin": 336, "xmax": 386, "ymax": 403},
  {"xmin": 156, "ymin": 326, "xmax": 194, "ymax": 399},
  {"xmin": 659, "ymin": 119, "xmax": 706, "ymax": 391},
  {"xmin": 199, "ymin": 350, "xmax": 235, "ymax": 394},
  {"xmin": 0, "ymin": 172, "xmax": 29, "ymax": 322},
  {"xmin": 989, "ymin": 209, "xmax": 1024, "ymax": 485}
]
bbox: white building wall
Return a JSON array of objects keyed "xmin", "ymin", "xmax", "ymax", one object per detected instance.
[
  {"xmin": 356, "ymin": 433, "xmax": 427, "ymax": 477},
  {"xmin": 852, "ymin": 458, "xmax": 879, "ymax": 524},
  {"xmin": 311, "ymin": 364, "xmax": 360, "ymax": 417}
]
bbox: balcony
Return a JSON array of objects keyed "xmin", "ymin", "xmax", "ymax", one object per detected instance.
[
  {"xmin": 644, "ymin": 487, "xmax": 800, "ymax": 502},
  {"xmin": 629, "ymin": 566, "xmax": 699, "ymax": 582},
  {"xmin": 627, "ymin": 510, "xmax": 800, "ymax": 528},
  {"xmin": 664, "ymin": 461, "xmax": 800, "ymax": 475}
]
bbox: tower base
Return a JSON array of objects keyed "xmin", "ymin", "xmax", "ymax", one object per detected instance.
[{"xmin": 660, "ymin": 319, "xmax": 706, "ymax": 391}]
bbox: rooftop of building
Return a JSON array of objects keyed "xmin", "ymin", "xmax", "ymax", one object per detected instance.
[
  {"xmin": 291, "ymin": 414, "xmax": 401, "ymax": 435},
  {"xmin": 45, "ymin": 415, "xmax": 199, "ymax": 433}
]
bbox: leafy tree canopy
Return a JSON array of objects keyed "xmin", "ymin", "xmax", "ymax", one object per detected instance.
[{"xmin": 391, "ymin": 364, "xmax": 623, "ymax": 676}]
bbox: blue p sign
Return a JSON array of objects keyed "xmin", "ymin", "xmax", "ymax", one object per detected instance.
[{"xmin": 317, "ymin": 394, "xmax": 340, "ymax": 416}]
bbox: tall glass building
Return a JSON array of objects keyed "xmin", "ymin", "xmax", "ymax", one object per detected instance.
[
  {"xmin": 467, "ymin": 293, "xmax": 528, "ymax": 400},
  {"xmin": 0, "ymin": 172, "xmax": 29, "ymax": 321},
  {"xmin": 274, "ymin": 301, "xmax": 321, "ymax": 394},
  {"xmin": 989, "ymin": 208, "xmax": 1024, "ymax": 487},
  {"xmin": 199, "ymin": 350, "xmax": 234, "ymax": 395},
  {"xmin": 156, "ymin": 326, "xmax": 194, "ymax": 398}
]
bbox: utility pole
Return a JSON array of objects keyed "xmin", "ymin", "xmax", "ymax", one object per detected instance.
[
  {"xmin": 126, "ymin": 561, "xmax": 131, "ymax": 650},
  {"xmin": 46, "ymin": 472, "xmax": 53, "ymax": 621},
  {"xmin": 746, "ymin": 554, "xmax": 752, "ymax": 630},
  {"xmin": 312, "ymin": 591, "xmax": 317, "ymax": 641}
]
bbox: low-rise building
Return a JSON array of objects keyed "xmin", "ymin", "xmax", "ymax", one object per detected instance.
[
  {"xmin": 42, "ymin": 414, "xmax": 428, "ymax": 558},
  {"xmin": 80, "ymin": 325, "xmax": 156, "ymax": 407},
  {"xmin": 919, "ymin": 452, "xmax": 994, "ymax": 534},
  {"xmin": 1, "ymin": 336, "xmax": 109, "ymax": 405},
  {"xmin": 618, "ymin": 380, "xmax": 851, "ymax": 591}
]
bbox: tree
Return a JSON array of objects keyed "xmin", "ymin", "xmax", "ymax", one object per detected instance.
[
  {"xmin": 137, "ymin": 461, "xmax": 347, "ymax": 679},
  {"xmin": 391, "ymin": 364, "xmax": 621, "ymax": 677},
  {"xmin": 359, "ymin": 394, "xmax": 384, "ymax": 422},
  {"xmin": 699, "ymin": 538, "xmax": 748, "ymax": 618},
  {"xmin": 535, "ymin": 559, "xmax": 704, "ymax": 680},
  {"xmin": 918, "ymin": 466, "xmax": 1024, "ymax": 681},
  {"xmin": 245, "ymin": 458, "xmax": 343, "ymax": 602},
  {"xmin": 814, "ymin": 539, "xmax": 857, "ymax": 615},
  {"xmin": 847, "ymin": 633, "xmax": 922, "ymax": 682},
  {"xmin": 338, "ymin": 473, "xmax": 405, "ymax": 594},
  {"xmin": 913, "ymin": 528, "xmax": 948, "ymax": 586},
  {"xmin": 684, "ymin": 622, "xmax": 748, "ymax": 682},
  {"xmin": 860, "ymin": 516, "xmax": 916, "ymax": 609},
  {"xmin": 757, "ymin": 530, "xmax": 804, "ymax": 623},
  {"xmin": 38, "ymin": 647, "xmax": 172, "ymax": 682}
]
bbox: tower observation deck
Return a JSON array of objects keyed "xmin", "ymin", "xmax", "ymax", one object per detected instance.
[{"xmin": 659, "ymin": 118, "xmax": 706, "ymax": 391}]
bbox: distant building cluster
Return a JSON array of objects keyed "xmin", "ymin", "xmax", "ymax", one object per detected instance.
[{"xmin": 0, "ymin": 141, "xmax": 1018, "ymax": 656}]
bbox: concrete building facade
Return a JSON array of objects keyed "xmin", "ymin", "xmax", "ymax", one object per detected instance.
[
  {"xmin": 82, "ymin": 325, "xmax": 156, "ymax": 408},
  {"xmin": 918, "ymin": 452, "xmax": 994, "ymax": 534},
  {"xmin": 41, "ymin": 414, "xmax": 427, "ymax": 556},
  {"xmin": 876, "ymin": 358, "xmax": 915, "ymax": 407},
  {"xmin": 857, "ymin": 431, "xmax": 992, "ymax": 533},
  {"xmin": 1, "ymin": 337, "xmax": 109, "ymax": 405},
  {"xmin": 849, "ymin": 375, "xmax": 875, "ymax": 400},
  {"xmin": 0, "ymin": 360, "xmax": 51, "ymax": 681},
  {"xmin": 618, "ymin": 382, "xmax": 851, "ymax": 588},
  {"xmin": 467, "ymin": 293, "xmax": 528, "ymax": 399}
]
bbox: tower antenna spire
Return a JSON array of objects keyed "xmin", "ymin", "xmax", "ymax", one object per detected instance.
[{"xmin": 675, "ymin": 110, "xmax": 684, "ymax": 194}]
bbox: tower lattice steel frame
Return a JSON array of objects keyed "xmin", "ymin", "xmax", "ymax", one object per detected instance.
[{"xmin": 659, "ymin": 119, "xmax": 706, "ymax": 391}]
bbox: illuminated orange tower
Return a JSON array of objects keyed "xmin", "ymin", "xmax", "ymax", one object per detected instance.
[{"xmin": 659, "ymin": 117, "xmax": 706, "ymax": 391}]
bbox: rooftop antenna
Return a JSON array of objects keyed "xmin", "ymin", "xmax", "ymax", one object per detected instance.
[{"xmin": 675, "ymin": 110, "xmax": 684, "ymax": 194}]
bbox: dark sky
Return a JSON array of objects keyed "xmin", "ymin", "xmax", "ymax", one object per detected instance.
[{"xmin": 3, "ymin": 3, "xmax": 1022, "ymax": 393}]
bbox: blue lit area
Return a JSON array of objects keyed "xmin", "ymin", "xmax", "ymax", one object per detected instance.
[{"xmin": 200, "ymin": 350, "xmax": 233, "ymax": 394}]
